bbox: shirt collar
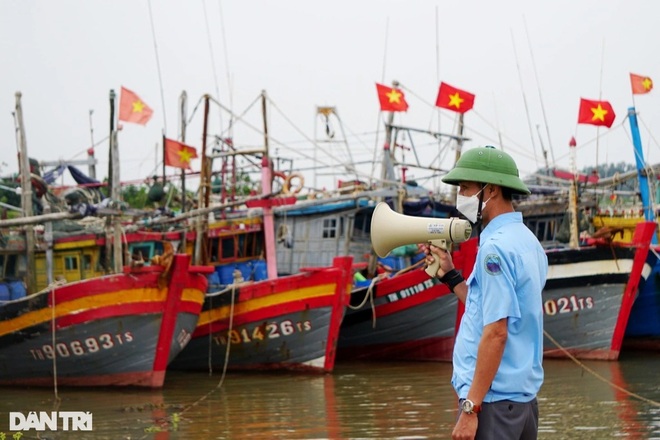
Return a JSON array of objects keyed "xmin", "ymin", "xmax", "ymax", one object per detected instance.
[{"xmin": 481, "ymin": 212, "xmax": 523, "ymax": 242}]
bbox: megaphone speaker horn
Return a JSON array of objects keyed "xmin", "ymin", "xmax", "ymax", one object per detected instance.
[{"xmin": 370, "ymin": 202, "xmax": 472, "ymax": 276}]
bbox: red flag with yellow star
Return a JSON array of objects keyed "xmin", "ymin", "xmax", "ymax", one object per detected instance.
[
  {"xmin": 577, "ymin": 98, "xmax": 615, "ymax": 128},
  {"xmin": 630, "ymin": 73, "xmax": 653, "ymax": 94},
  {"xmin": 375, "ymin": 83, "xmax": 409, "ymax": 112},
  {"xmin": 435, "ymin": 82, "xmax": 475, "ymax": 114},
  {"xmin": 118, "ymin": 86, "xmax": 153, "ymax": 125},
  {"xmin": 164, "ymin": 138, "xmax": 198, "ymax": 170}
]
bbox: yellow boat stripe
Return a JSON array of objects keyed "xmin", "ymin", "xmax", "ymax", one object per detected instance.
[
  {"xmin": 53, "ymin": 239, "xmax": 97, "ymax": 250},
  {"xmin": 0, "ymin": 287, "xmax": 203, "ymax": 337},
  {"xmin": 198, "ymin": 282, "xmax": 337, "ymax": 326}
]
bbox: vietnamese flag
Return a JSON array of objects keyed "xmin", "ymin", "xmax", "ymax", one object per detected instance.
[
  {"xmin": 164, "ymin": 138, "xmax": 198, "ymax": 169},
  {"xmin": 577, "ymin": 98, "xmax": 616, "ymax": 128},
  {"xmin": 630, "ymin": 73, "xmax": 653, "ymax": 94},
  {"xmin": 118, "ymin": 86, "xmax": 153, "ymax": 125},
  {"xmin": 435, "ymin": 82, "xmax": 475, "ymax": 114},
  {"xmin": 376, "ymin": 83, "xmax": 409, "ymax": 112}
]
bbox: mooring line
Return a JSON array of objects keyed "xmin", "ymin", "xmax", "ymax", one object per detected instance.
[{"xmin": 543, "ymin": 330, "xmax": 660, "ymax": 407}]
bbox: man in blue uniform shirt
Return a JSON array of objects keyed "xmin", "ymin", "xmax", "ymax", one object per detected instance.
[{"xmin": 423, "ymin": 146, "xmax": 548, "ymax": 440}]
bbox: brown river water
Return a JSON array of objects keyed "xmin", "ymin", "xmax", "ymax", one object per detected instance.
[{"xmin": 0, "ymin": 350, "xmax": 659, "ymax": 439}]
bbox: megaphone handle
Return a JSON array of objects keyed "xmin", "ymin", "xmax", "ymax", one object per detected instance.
[{"xmin": 424, "ymin": 239, "xmax": 447, "ymax": 277}]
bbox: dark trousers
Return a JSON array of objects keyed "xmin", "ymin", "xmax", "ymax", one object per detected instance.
[{"xmin": 459, "ymin": 398, "xmax": 539, "ymax": 440}]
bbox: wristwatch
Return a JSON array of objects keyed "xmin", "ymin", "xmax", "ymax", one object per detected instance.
[{"xmin": 461, "ymin": 399, "xmax": 482, "ymax": 415}]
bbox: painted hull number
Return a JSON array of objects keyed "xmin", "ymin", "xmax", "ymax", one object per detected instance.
[
  {"xmin": 213, "ymin": 320, "xmax": 312, "ymax": 345},
  {"xmin": 30, "ymin": 332, "xmax": 134, "ymax": 360},
  {"xmin": 543, "ymin": 295, "xmax": 594, "ymax": 316}
]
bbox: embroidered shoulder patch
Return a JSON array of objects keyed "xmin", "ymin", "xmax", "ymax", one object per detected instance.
[{"xmin": 484, "ymin": 254, "xmax": 502, "ymax": 275}]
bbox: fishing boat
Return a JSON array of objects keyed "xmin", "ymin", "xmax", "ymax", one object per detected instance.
[
  {"xmin": 338, "ymin": 238, "xmax": 477, "ymax": 361},
  {"xmin": 0, "ymin": 252, "xmax": 211, "ymax": 387},
  {"xmin": 586, "ymin": 108, "xmax": 660, "ymax": 348},
  {"xmin": 541, "ymin": 221, "xmax": 656, "ymax": 360},
  {"xmin": 169, "ymin": 256, "xmax": 353, "ymax": 373},
  {"xmin": 516, "ymin": 108, "xmax": 660, "ymax": 359},
  {"xmin": 165, "ymin": 93, "xmax": 356, "ymax": 373}
]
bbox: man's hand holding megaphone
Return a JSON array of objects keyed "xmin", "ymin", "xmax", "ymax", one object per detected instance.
[{"xmin": 420, "ymin": 242, "xmax": 466, "ymax": 301}]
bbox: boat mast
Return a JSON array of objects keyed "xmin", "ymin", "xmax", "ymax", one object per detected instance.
[
  {"xmin": 194, "ymin": 95, "xmax": 211, "ymax": 265},
  {"xmin": 380, "ymin": 84, "xmax": 398, "ymax": 184},
  {"xmin": 108, "ymin": 90, "xmax": 123, "ymax": 273},
  {"xmin": 568, "ymin": 136, "xmax": 579, "ymax": 249},
  {"xmin": 88, "ymin": 109, "xmax": 97, "ymax": 179},
  {"xmin": 179, "ymin": 91, "xmax": 188, "ymax": 213},
  {"xmin": 628, "ymin": 107, "xmax": 654, "ymax": 221},
  {"xmin": 450, "ymin": 113, "xmax": 465, "ymax": 203},
  {"xmin": 261, "ymin": 90, "xmax": 277, "ymax": 279},
  {"xmin": 14, "ymin": 92, "xmax": 36, "ymax": 293}
]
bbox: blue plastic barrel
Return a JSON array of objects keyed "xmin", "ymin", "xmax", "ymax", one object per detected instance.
[
  {"xmin": 8, "ymin": 281, "xmax": 26, "ymax": 300},
  {"xmin": 253, "ymin": 260, "xmax": 267, "ymax": 281},
  {"xmin": 236, "ymin": 262, "xmax": 252, "ymax": 281},
  {"xmin": 206, "ymin": 272, "xmax": 221, "ymax": 292},
  {"xmin": 217, "ymin": 264, "xmax": 236, "ymax": 285},
  {"xmin": 0, "ymin": 283, "xmax": 10, "ymax": 301}
]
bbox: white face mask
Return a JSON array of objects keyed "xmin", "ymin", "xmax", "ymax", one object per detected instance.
[{"xmin": 456, "ymin": 186, "xmax": 490, "ymax": 223}]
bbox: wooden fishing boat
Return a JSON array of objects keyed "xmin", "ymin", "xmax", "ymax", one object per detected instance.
[
  {"xmin": 0, "ymin": 253, "xmax": 211, "ymax": 387},
  {"xmin": 161, "ymin": 94, "xmax": 357, "ymax": 373},
  {"xmin": 527, "ymin": 108, "xmax": 660, "ymax": 351},
  {"xmin": 542, "ymin": 221, "xmax": 656, "ymax": 360},
  {"xmin": 337, "ymin": 238, "xmax": 477, "ymax": 362},
  {"xmin": 169, "ymin": 256, "xmax": 353, "ymax": 373}
]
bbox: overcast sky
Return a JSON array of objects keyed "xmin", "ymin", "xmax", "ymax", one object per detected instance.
[{"xmin": 2, "ymin": 0, "xmax": 659, "ymax": 194}]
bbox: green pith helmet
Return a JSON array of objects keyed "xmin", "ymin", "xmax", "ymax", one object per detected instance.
[{"xmin": 442, "ymin": 146, "xmax": 530, "ymax": 195}]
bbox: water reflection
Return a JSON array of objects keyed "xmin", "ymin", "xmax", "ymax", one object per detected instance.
[
  {"xmin": 539, "ymin": 353, "xmax": 660, "ymax": 439},
  {"xmin": 0, "ymin": 353, "xmax": 658, "ymax": 439}
]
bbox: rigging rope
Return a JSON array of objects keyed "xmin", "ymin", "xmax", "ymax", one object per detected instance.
[
  {"xmin": 49, "ymin": 283, "xmax": 61, "ymax": 403},
  {"xmin": 178, "ymin": 281, "xmax": 238, "ymax": 421}
]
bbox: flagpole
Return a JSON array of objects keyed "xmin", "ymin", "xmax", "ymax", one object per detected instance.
[
  {"xmin": 179, "ymin": 91, "xmax": 188, "ymax": 213},
  {"xmin": 161, "ymin": 133, "xmax": 166, "ymax": 187},
  {"xmin": 628, "ymin": 107, "xmax": 655, "ymax": 225},
  {"xmin": 88, "ymin": 109, "xmax": 97, "ymax": 179}
]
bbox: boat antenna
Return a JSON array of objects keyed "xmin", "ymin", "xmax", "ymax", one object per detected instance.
[
  {"xmin": 434, "ymin": 6, "xmax": 444, "ymax": 191},
  {"xmin": 492, "ymin": 92, "xmax": 505, "ymax": 151},
  {"xmin": 523, "ymin": 15, "xmax": 555, "ymax": 167},
  {"xmin": 596, "ymin": 38, "xmax": 606, "ymax": 171},
  {"xmin": 216, "ymin": 0, "xmax": 234, "ymax": 114},
  {"xmin": 147, "ymin": 0, "xmax": 168, "ymax": 133},
  {"xmin": 381, "ymin": 17, "xmax": 390, "ymax": 83},
  {"xmin": 371, "ymin": 17, "xmax": 391, "ymax": 185},
  {"xmin": 510, "ymin": 28, "xmax": 539, "ymax": 169},
  {"xmin": 202, "ymin": 0, "xmax": 226, "ymax": 135}
]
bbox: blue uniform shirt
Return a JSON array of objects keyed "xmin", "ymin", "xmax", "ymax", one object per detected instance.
[{"xmin": 452, "ymin": 212, "xmax": 547, "ymax": 403}]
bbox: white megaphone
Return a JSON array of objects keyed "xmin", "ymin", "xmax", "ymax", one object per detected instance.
[{"xmin": 370, "ymin": 202, "xmax": 472, "ymax": 277}]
